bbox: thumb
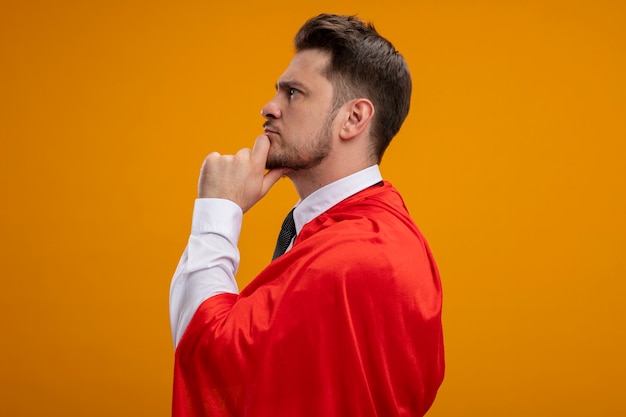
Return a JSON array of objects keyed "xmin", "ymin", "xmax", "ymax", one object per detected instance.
[{"xmin": 261, "ymin": 167, "xmax": 290, "ymax": 196}]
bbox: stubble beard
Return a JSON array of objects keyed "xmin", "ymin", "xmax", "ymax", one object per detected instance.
[{"xmin": 265, "ymin": 115, "xmax": 334, "ymax": 171}]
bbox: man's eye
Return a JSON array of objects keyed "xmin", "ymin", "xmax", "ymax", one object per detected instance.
[{"xmin": 289, "ymin": 88, "xmax": 298, "ymax": 96}]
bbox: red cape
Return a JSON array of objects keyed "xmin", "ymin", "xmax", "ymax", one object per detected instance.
[{"xmin": 173, "ymin": 182, "xmax": 444, "ymax": 416}]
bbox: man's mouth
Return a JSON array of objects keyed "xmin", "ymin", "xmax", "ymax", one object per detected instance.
[
  {"xmin": 263, "ymin": 123, "xmax": 279, "ymax": 136},
  {"xmin": 264, "ymin": 128, "xmax": 276, "ymax": 135}
]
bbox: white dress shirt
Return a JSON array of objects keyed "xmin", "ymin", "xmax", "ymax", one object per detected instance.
[{"xmin": 169, "ymin": 165, "xmax": 383, "ymax": 347}]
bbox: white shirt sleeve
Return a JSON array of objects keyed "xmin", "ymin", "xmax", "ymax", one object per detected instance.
[{"xmin": 169, "ymin": 198, "xmax": 242, "ymax": 347}]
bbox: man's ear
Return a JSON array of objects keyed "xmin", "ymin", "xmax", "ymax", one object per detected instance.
[{"xmin": 339, "ymin": 98, "xmax": 375, "ymax": 140}]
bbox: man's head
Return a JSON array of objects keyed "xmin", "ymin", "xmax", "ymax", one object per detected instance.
[{"xmin": 294, "ymin": 13, "xmax": 412, "ymax": 162}]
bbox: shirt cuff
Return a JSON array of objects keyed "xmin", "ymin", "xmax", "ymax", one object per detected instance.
[{"xmin": 192, "ymin": 198, "xmax": 243, "ymax": 243}]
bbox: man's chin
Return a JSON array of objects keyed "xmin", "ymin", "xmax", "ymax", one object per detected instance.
[
  {"xmin": 265, "ymin": 155, "xmax": 294, "ymax": 170},
  {"xmin": 265, "ymin": 161, "xmax": 286, "ymax": 170}
]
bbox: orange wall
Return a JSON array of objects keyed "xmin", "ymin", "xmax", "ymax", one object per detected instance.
[{"xmin": 1, "ymin": 1, "xmax": 624, "ymax": 416}]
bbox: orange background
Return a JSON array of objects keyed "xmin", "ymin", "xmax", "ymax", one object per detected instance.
[{"xmin": 1, "ymin": 1, "xmax": 625, "ymax": 416}]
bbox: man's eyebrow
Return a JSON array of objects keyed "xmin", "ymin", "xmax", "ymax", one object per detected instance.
[{"xmin": 275, "ymin": 80, "xmax": 307, "ymax": 91}]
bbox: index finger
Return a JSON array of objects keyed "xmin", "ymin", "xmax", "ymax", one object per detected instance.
[{"xmin": 250, "ymin": 134, "xmax": 271, "ymax": 165}]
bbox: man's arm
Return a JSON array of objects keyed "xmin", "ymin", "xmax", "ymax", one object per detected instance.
[
  {"xmin": 169, "ymin": 135, "xmax": 288, "ymax": 346},
  {"xmin": 169, "ymin": 198, "xmax": 242, "ymax": 347}
]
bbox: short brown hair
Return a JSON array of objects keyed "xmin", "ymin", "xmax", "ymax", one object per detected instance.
[{"xmin": 294, "ymin": 13, "xmax": 412, "ymax": 162}]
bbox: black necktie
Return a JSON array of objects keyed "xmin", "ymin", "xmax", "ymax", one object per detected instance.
[{"xmin": 272, "ymin": 208, "xmax": 296, "ymax": 260}]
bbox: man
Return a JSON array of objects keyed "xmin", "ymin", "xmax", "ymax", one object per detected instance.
[{"xmin": 170, "ymin": 13, "xmax": 444, "ymax": 417}]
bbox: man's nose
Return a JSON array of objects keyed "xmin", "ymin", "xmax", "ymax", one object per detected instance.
[{"xmin": 261, "ymin": 98, "xmax": 281, "ymax": 119}]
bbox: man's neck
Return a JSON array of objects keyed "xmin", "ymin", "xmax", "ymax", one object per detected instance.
[{"xmin": 288, "ymin": 160, "xmax": 375, "ymax": 200}]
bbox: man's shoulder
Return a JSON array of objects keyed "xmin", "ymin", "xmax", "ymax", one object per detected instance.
[{"xmin": 300, "ymin": 182, "xmax": 416, "ymax": 240}]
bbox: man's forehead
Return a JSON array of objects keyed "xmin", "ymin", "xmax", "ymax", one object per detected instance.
[{"xmin": 277, "ymin": 49, "xmax": 330, "ymax": 86}]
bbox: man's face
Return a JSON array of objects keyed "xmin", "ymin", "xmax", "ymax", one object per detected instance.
[{"xmin": 261, "ymin": 49, "xmax": 338, "ymax": 170}]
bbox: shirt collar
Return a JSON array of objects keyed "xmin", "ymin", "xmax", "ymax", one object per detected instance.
[{"xmin": 292, "ymin": 165, "xmax": 383, "ymax": 235}]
